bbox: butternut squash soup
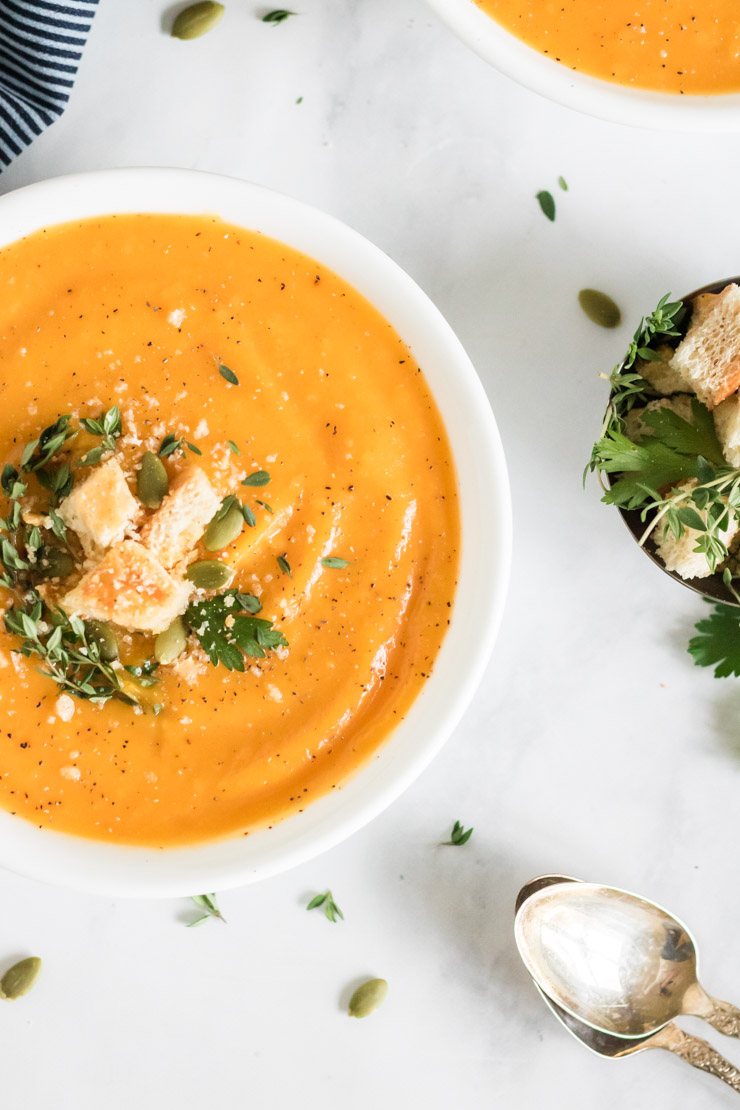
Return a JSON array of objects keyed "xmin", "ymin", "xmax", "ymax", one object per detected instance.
[
  {"xmin": 476, "ymin": 1, "xmax": 740, "ymax": 95},
  {"xmin": 0, "ymin": 214, "xmax": 459, "ymax": 847}
]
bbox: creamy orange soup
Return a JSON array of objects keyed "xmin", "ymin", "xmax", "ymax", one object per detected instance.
[
  {"xmin": 0, "ymin": 215, "xmax": 459, "ymax": 846},
  {"xmin": 477, "ymin": 0, "xmax": 740, "ymax": 95}
]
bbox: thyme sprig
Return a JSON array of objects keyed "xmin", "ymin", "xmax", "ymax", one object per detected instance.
[
  {"xmin": 187, "ymin": 893, "xmax": 227, "ymax": 927},
  {"xmin": 79, "ymin": 405, "xmax": 122, "ymax": 466},
  {"xmin": 441, "ymin": 820, "xmax": 473, "ymax": 847},
  {"xmin": 306, "ymin": 890, "xmax": 344, "ymax": 922}
]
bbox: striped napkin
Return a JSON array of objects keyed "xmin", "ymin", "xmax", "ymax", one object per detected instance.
[{"xmin": 0, "ymin": 0, "xmax": 99, "ymax": 171}]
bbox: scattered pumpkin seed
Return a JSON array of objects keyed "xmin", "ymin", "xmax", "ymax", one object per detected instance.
[
  {"xmin": 1, "ymin": 957, "xmax": 42, "ymax": 1000},
  {"xmin": 578, "ymin": 288, "xmax": 622, "ymax": 329},
  {"xmin": 171, "ymin": 1, "xmax": 224, "ymax": 40},
  {"xmin": 348, "ymin": 978, "xmax": 388, "ymax": 1018},
  {"xmin": 186, "ymin": 560, "xmax": 233, "ymax": 590},
  {"xmin": 85, "ymin": 619, "xmax": 119, "ymax": 662},
  {"xmin": 137, "ymin": 451, "xmax": 169, "ymax": 508},
  {"xmin": 204, "ymin": 504, "xmax": 244, "ymax": 551},
  {"xmin": 36, "ymin": 547, "xmax": 74, "ymax": 580},
  {"xmin": 154, "ymin": 617, "xmax": 187, "ymax": 666}
]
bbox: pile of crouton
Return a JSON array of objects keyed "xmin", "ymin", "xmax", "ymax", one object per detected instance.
[{"xmin": 57, "ymin": 459, "xmax": 221, "ymax": 633}]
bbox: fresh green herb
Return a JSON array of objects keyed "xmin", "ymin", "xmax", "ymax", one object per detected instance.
[
  {"xmin": 321, "ymin": 556, "xmax": 349, "ymax": 569},
  {"xmin": 79, "ymin": 405, "xmax": 121, "ymax": 465},
  {"xmin": 228, "ymin": 440, "xmax": 241, "ymax": 455},
  {"xmin": 183, "ymin": 589, "xmax": 288, "ymax": 671},
  {"xmin": 219, "ymin": 364, "xmax": 239, "ymax": 386},
  {"xmin": 159, "ymin": 433, "xmax": 202, "ymax": 460},
  {"xmin": 586, "ymin": 293, "xmax": 740, "ymax": 573},
  {"xmin": 558, "ymin": 176, "xmax": 568, "ymax": 192},
  {"xmin": 242, "ymin": 470, "xmax": 270, "ymax": 487},
  {"xmin": 123, "ymin": 659, "xmax": 160, "ymax": 688},
  {"xmin": 688, "ymin": 602, "xmax": 740, "ymax": 677},
  {"xmin": 536, "ymin": 190, "xmax": 555, "ymax": 222},
  {"xmin": 306, "ymin": 890, "xmax": 344, "ymax": 923},
  {"xmin": 256, "ymin": 499, "xmax": 273, "ymax": 514},
  {"xmin": 262, "ymin": 9, "xmax": 296, "ymax": 23},
  {"xmin": 3, "ymin": 593, "xmax": 138, "ymax": 705},
  {"xmin": 441, "ymin": 820, "xmax": 473, "ymax": 847},
  {"xmin": 277, "ymin": 555, "xmax": 292, "ymax": 577},
  {"xmin": 187, "ymin": 893, "xmax": 226, "ymax": 927},
  {"xmin": 296, "ymin": 96, "xmax": 303, "ymax": 104}
]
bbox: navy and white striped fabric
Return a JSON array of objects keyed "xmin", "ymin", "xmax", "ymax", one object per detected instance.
[{"xmin": 0, "ymin": 0, "xmax": 99, "ymax": 170}]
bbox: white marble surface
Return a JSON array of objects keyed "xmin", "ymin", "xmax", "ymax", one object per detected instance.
[{"xmin": 1, "ymin": 1, "xmax": 740, "ymax": 1106}]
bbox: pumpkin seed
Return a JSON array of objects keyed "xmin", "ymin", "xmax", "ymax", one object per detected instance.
[
  {"xmin": 204, "ymin": 504, "xmax": 244, "ymax": 551},
  {"xmin": 137, "ymin": 451, "xmax": 168, "ymax": 508},
  {"xmin": 1, "ymin": 957, "xmax": 42, "ymax": 1001},
  {"xmin": 578, "ymin": 288, "xmax": 622, "ymax": 329},
  {"xmin": 154, "ymin": 617, "xmax": 187, "ymax": 665},
  {"xmin": 171, "ymin": 1, "xmax": 224, "ymax": 39},
  {"xmin": 36, "ymin": 547, "xmax": 75, "ymax": 580},
  {"xmin": 348, "ymin": 978, "xmax": 388, "ymax": 1018},
  {"xmin": 85, "ymin": 619, "xmax": 119, "ymax": 662},
  {"xmin": 186, "ymin": 560, "xmax": 233, "ymax": 590}
]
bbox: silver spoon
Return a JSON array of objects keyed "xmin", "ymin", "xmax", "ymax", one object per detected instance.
[
  {"xmin": 515, "ymin": 876, "xmax": 740, "ymax": 1039},
  {"xmin": 516, "ymin": 877, "xmax": 740, "ymax": 1094}
]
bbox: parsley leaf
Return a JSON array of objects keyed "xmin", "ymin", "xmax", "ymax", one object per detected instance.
[
  {"xmin": 183, "ymin": 589, "xmax": 288, "ymax": 671},
  {"xmin": 688, "ymin": 603, "xmax": 740, "ymax": 678}
]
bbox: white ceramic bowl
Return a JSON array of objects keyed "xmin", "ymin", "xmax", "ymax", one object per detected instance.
[
  {"xmin": 0, "ymin": 168, "xmax": 511, "ymax": 897},
  {"xmin": 426, "ymin": 0, "xmax": 740, "ymax": 132}
]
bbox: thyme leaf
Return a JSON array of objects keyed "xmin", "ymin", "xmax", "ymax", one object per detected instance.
[{"xmin": 306, "ymin": 890, "xmax": 344, "ymax": 922}]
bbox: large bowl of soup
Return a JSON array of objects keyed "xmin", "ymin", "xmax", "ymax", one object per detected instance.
[
  {"xmin": 427, "ymin": 0, "xmax": 740, "ymax": 131},
  {"xmin": 0, "ymin": 169, "xmax": 510, "ymax": 896}
]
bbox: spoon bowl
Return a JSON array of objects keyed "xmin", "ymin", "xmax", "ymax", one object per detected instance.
[
  {"xmin": 515, "ymin": 877, "xmax": 740, "ymax": 1040},
  {"xmin": 515, "ymin": 876, "xmax": 740, "ymax": 1095}
]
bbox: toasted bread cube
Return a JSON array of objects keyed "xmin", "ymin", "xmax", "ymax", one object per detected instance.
[
  {"xmin": 623, "ymin": 395, "xmax": 694, "ymax": 442},
  {"xmin": 58, "ymin": 458, "xmax": 139, "ymax": 557},
  {"xmin": 713, "ymin": 393, "xmax": 740, "ymax": 466},
  {"xmin": 654, "ymin": 479, "xmax": 739, "ymax": 580},
  {"xmin": 637, "ymin": 345, "xmax": 690, "ymax": 396},
  {"xmin": 139, "ymin": 466, "xmax": 221, "ymax": 568},
  {"xmin": 61, "ymin": 540, "xmax": 192, "ymax": 633},
  {"xmin": 671, "ymin": 285, "xmax": 740, "ymax": 409}
]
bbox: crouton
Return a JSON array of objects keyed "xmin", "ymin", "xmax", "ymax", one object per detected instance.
[
  {"xmin": 623, "ymin": 394, "xmax": 694, "ymax": 442},
  {"xmin": 637, "ymin": 345, "xmax": 690, "ymax": 395},
  {"xmin": 58, "ymin": 457, "xmax": 139, "ymax": 556},
  {"xmin": 713, "ymin": 393, "xmax": 740, "ymax": 466},
  {"xmin": 671, "ymin": 284, "xmax": 740, "ymax": 409},
  {"xmin": 139, "ymin": 466, "xmax": 221, "ymax": 569},
  {"xmin": 653, "ymin": 479, "xmax": 739, "ymax": 580},
  {"xmin": 61, "ymin": 540, "xmax": 191, "ymax": 633}
]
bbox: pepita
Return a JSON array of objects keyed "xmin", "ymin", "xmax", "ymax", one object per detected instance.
[
  {"xmin": 204, "ymin": 504, "xmax": 244, "ymax": 551},
  {"xmin": 85, "ymin": 619, "xmax": 119, "ymax": 662},
  {"xmin": 186, "ymin": 560, "xmax": 233, "ymax": 590},
  {"xmin": 154, "ymin": 617, "xmax": 187, "ymax": 665},
  {"xmin": 1, "ymin": 957, "xmax": 42, "ymax": 1001},
  {"xmin": 578, "ymin": 288, "xmax": 622, "ymax": 329},
  {"xmin": 36, "ymin": 547, "xmax": 75, "ymax": 580},
  {"xmin": 137, "ymin": 451, "xmax": 168, "ymax": 508},
  {"xmin": 171, "ymin": 1, "xmax": 224, "ymax": 40},
  {"xmin": 348, "ymin": 977, "xmax": 387, "ymax": 1018}
]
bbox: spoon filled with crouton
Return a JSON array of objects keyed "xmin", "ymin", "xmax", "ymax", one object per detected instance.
[{"xmin": 588, "ymin": 278, "xmax": 740, "ymax": 606}]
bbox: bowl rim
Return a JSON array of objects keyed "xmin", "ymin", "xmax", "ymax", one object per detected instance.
[
  {"xmin": 0, "ymin": 167, "xmax": 512, "ymax": 898},
  {"xmin": 425, "ymin": 0, "xmax": 740, "ymax": 132}
]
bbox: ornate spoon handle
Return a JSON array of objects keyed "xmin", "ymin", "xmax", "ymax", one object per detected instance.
[
  {"xmin": 703, "ymin": 998, "xmax": 740, "ymax": 1038},
  {"xmin": 654, "ymin": 1024, "xmax": 740, "ymax": 1093}
]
